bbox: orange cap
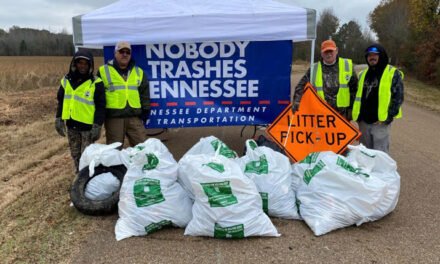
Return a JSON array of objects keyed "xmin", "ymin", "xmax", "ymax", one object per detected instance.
[{"xmin": 321, "ymin": 40, "xmax": 337, "ymax": 52}]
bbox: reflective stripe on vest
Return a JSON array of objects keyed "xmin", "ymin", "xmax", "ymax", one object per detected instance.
[
  {"xmin": 352, "ymin": 65, "xmax": 403, "ymax": 121},
  {"xmin": 99, "ymin": 65, "xmax": 143, "ymax": 109},
  {"xmin": 311, "ymin": 57, "xmax": 353, "ymax": 107},
  {"xmin": 61, "ymin": 77, "xmax": 99, "ymax": 125}
]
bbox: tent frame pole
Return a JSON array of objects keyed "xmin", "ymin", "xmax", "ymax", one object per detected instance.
[
  {"xmin": 285, "ymin": 38, "xmax": 316, "ymax": 149},
  {"xmin": 72, "ymin": 32, "xmax": 78, "ymax": 52},
  {"xmin": 310, "ymin": 39, "xmax": 315, "ymax": 78}
]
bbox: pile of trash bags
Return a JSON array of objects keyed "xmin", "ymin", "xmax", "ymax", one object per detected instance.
[{"xmin": 71, "ymin": 136, "xmax": 400, "ymax": 240}]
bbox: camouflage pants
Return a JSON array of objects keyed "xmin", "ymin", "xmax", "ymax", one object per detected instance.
[{"xmin": 67, "ymin": 129, "xmax": 93, "ymax": 172}]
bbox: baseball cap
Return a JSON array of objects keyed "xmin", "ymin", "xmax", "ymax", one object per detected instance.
[
  {"xmin": 115, "ymin": 41, "xmax": 131, "ymax": 52},
  {"xmin": 321, "ymin": 40, "xmax": 337, "ymax": 52},
  {"xmin": 366, "ymin": 46, "xmax": 380, "ymax": 54}
]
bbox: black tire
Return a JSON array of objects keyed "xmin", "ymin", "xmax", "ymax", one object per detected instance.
[{"xmin": 70, "ymin": 165, "xmax": 127, "ymax": 216}]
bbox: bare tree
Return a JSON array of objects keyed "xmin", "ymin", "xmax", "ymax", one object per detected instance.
[
  {"xmin": 369, "ymin": 0, "xmax": 410, "ymax": 65},
  {"xmin": 315, "ymin": 8, "xmax": 340, "ymax": 60}
]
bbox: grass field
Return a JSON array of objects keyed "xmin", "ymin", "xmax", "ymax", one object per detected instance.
[{"xmin": 0, "ymin": 56, "xmax": 438, "ymax": 263}]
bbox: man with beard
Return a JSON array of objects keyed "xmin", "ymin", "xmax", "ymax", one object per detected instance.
[
  {"xmin": 292, "ymin": 39, "xmax": 358, "ymax": 120},
  {"xmin": 55, "ymin": 50, "xmax": 106, "ymax": 172},
  {"xmin": 352, "ymin": 44, "xmax": 404, "ymax": 153}
]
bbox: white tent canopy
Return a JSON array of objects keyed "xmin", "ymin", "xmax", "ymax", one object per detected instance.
[{"xmin": 72, "ymin": 0, "xmax": 316, "ymax": 47}]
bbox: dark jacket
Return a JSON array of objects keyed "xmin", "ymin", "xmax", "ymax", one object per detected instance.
[
  {"xmin": 358, "ymin": 44, "xmax": 404, "ymax": 124},
  {"xmin": 55, "ymin": 50, "xmax": 106, "ymax": 131},
  {"xmin": 292, "ymin": 56, "xmax": 358, "ymax": 120},
  {"xmin": 97, "ymin": 58, "xmax": 150, "ymax": 119}
]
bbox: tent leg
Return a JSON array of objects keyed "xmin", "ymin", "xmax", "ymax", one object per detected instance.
[
  {"xmin": 310, "ymin": 39, "xmax": 315, "ymax": 77},
  {"xmin": 285, "ymin": 39, "xmax": 316, "ymax": 150}
]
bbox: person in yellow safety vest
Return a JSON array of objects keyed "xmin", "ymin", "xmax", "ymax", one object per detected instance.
[
  {"xmin": 352, "ymin": 44, "xmax": 404, "ymax": 154},
  {"xmin": 292, "ymin": 39, "xmax": 358, "ymax": 121},
  {"xmin": 97, "ymin": 41, "xmax": 150, "ymax": 148},
  {"xmin": 55, "ymin": 50, "xmax": 106, "ymax": 172}
]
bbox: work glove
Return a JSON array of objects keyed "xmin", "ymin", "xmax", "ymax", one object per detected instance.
[
  {"xmin": 291, "ymin": 102, "xmax": 300, "ymax": 114},
  {"xmin": 140, "ymin": 109, "xmax": 151, "ymax": 123},
  {"xmin": 90, "ymin": 124, "xmax": 102, "ymax": 142},
  {"xmin": 55, "ymin": 117, "xmax": 66, "ymax": 137}
]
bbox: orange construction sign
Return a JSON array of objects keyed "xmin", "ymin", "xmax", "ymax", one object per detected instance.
[{"xmin": 267, "ymin": 83, "xmax": 361, "ymax": 162}]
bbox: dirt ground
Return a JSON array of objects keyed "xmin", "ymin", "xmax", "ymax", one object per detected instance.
[{"xmin": 1, "ymin": 60, "xmax": 439, "ymax": 263}]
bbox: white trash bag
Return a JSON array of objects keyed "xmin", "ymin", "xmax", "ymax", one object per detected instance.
[
  {"xmin": 79, "ymin": 142, "xmax": 123, "ymax": 176},
  {"xmin": 181, "ymin": 136, "xmax": 238, "ymax": 159},
  {"xmin": 239, "ymin": 139, "xmax": 300, "ymax": 220},
  {"xmin": 178, "ymin": 136, "xmax": 238, "ymax": 200},
  {"xmin": 293, "ymin": 152, "xmax": 388, "ymax": 236},
  {"xmin": 84, "ymin": 172, "xmax": 121, "ymax": 200},
  {"xmin": 115, "ymin": 138, "xmax": 192, "ymax": 241},
  {"xmin": 346, "ymin": 144, "xmax": 401, "ymax": 221},
  {"xmin": 346, "ymin": 144, "xmax": 397, "ymax": 173},
  {"xmin": 120, "ymin": 138, "xmax": 179, "ymax": 187},
  {"xmin": 181, "ymin": 152, "xmax": 279, "ymax": 238}
]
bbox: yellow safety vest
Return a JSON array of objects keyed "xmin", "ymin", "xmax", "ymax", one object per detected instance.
[
  {"xmin": 61, "ymin": 77, "xmax": 101, "ymax": 125},
  {"xmin": 311, "ymin": 57, "xmax": 353, "ymax": 107},
  {"xmin": 99, "ymin": 65, "xmax": 143, "ymax": 109},
  {"xmin": 352, "ymin": 65, "xmax": 403, "ymax": 121}
]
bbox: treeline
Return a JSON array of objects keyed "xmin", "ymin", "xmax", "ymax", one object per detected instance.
[
  {"xmin": 370, "ymin": 0, "xmax": 439, "ymax": 84},
  {"xmin": 0, "ymin": 26, "xmax": 74, "ymax": 56},
  {"xmin": 293, "ymin": 8, "xmax": 375, "ymax": 65},
  {"xmin": 294, "ymin": 1, "xmax": 440, "ymax": 84}
]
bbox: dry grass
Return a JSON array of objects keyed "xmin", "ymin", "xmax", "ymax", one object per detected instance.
[
  {"xmin": 0, "ymin": 56, "xmax": 105, "ymax": 263},
  {"xmin": 404, "ymin": 77, "xmax": 440, "ymax": 112},
  {"xmin": 0, "ymin": 57, "xmax": 69, "ymax": 92},
  {"xmin": 0, "ymin": 56, "xmax": 104, "ymax": 92},
  {"xmin": 0, "ymin": 57, "xmax": 438, "ymax": 263},
  {"xmin": 0, "ymin": 116, "xmax": 93, "ymax": 263}
]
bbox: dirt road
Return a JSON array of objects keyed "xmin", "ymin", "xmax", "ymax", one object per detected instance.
[{"xmin": 71, "ymin": 102, "xmax": 440, "ymax": 264}]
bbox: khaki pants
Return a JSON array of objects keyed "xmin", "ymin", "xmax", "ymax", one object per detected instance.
[{"xmin": 105, "ymin": 117, "xmax": 146, "ymax": 147}]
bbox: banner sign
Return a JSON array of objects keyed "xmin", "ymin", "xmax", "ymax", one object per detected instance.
[
  {"xmin": 267, "ymin": 83, "xmax": 361, "ymax": 162},
  {"xmin": 104, "ymin": 41, "xmax": 292, "ymax": 128}
]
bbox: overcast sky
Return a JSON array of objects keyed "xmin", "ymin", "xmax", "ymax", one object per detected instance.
[{"xmin": 0, "ymin": 0, "xmax": 381, "ymax": 33}]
